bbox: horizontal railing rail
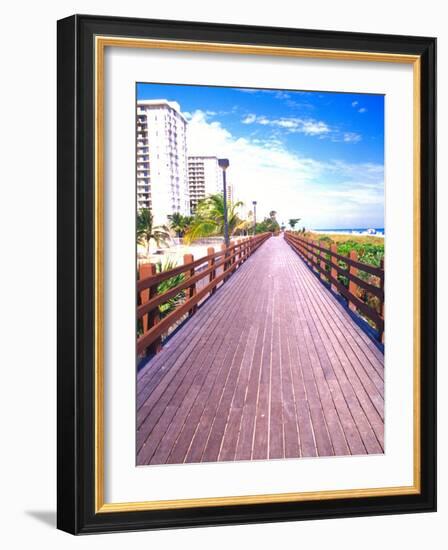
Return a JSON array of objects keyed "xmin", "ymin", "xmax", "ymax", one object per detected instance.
[
  {"xmin": 284, "ymin": 232, "xmax": 384, "ymax": 341},
  {"xmin": 137, "ymin": 232, "xmax": 272, "ymax": 356}
]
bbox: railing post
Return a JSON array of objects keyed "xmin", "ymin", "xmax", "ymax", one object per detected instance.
[
  {"xmin": 139, "ymin": 262, "xmax": 161, "ymax": 355},
  {"xmin": 184, "ymin": 253, "xmax": 197, "ymax": 316},
  {"xmin": 330, "ymin": 244, "xmax": 338, "ymax": 293},
  {"xmin": 320, "ymin": 242, "xmax": 327, "ymax": 282},
  {"xmin": 312, "ymin": 241, "xmax": 318, "ymax": 272},
  {"xmin": 306, "ymin": 237, "xmax": 312, "ymax": 265},
  {"xmin": 348, "ymin": 249, "xmax": 359, "ymax": 312},
  {"xmin": 207, "ymin": 247, "xmax": 216, "ymax": 295},
  {"xmin": 139, "ymin": 263, "xmax": 151, "ymax": 334}
]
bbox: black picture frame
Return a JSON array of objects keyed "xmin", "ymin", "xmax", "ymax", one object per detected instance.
[{"xmin": 57, "ymin": 14, "xmax": 436, "ymax": 534}]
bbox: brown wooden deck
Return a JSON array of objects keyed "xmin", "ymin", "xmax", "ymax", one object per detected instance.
[{"xmin": 136, "ymin": 235, "xmax": 384, "ymax": 465}]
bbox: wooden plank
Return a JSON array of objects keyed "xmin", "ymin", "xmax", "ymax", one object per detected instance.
[
  {"xmin": 251, "ymin": 284, "xmax": 275, "ymax": 460},
  {"xmin": 218, "ymin": 326, "xmax": 258, "ymax": 461},
  {"xmin": 234, "ymin": 290, "xmax": 270, "ymax": 461},
  {"xmin": 276, "ymin": 260, "xmax": 300, "ymax": 459},
  {"xmin": 268, "ymin": 273, "xmax": 285, "ymax": 459}
]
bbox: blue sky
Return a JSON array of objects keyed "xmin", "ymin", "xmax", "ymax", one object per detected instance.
[{"xmin": 137, "ymin": 83, "xmax": 384, "ymax": 229}]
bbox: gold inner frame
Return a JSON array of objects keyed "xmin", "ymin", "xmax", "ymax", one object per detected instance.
[{"xmin": 94, "ymin": 36, "xmax": 421, "ymax": 514}]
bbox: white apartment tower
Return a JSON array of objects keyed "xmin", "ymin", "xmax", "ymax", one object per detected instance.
[
  {"xmin": 187, "ymin": 156, "xmax": 222, "ymax": 212},
  {"xmin": 136, "ymin": 99, "xmax": 190, "ymax": 224}
]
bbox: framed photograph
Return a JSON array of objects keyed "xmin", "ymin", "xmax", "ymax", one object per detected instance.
[{"xmin": 57, "ymin": 14, "xmax": 436, "ymax": 534}]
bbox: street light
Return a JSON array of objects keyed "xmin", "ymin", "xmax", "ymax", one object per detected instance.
[
  {"xmin": 218, "ymin": 158, "xmax": 230, "ymax": 246},
  {"xmin": 252, "ymin": 200, "xmax": 257, "ymax": 236}
]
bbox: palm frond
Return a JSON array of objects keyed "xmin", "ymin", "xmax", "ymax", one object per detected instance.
[{"xmin": 183, "ymin": 219, "xmax": 219, "ymax": 244}]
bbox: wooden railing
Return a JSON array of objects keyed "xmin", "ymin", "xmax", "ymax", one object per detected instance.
[
  {"xmin": 137, "ymin": 233, "xmax": 271, "ymax": 356},
  {"xmin": 284, "ymin": 232, "xmax": 384, "ymax": 341}
]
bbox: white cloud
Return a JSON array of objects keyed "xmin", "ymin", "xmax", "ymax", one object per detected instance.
[
  {"xmin": 301, "ymin": 120, "xmax": 331, "ymax": 135},
  {"xmin": 186, "ymin": 110, "xmax": 383, "ymax": 228},
  {"xmin": 241, "ymin": 114, "xmax": 257, "ymax": 124},
  {"xmin": 275, "ymin": 91, "xmax": 291, "ymax": 100},
  {"xmin": 351, "ymin": 101, "xmax": 367, "ymax": 113},
  {"xmin": 240, "ymin": 114, "xmax": 331, "ymax": 135},
  {"xmin": 342, "ymin": 132, "xmax": 362, "ymax": 143}
]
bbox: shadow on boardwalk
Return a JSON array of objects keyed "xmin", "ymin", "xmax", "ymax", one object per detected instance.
[{"xmin": 136, "ymin": 235, "xmax": 384, "ymax": 465}]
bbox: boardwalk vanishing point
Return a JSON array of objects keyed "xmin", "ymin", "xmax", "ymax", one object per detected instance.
[{"xmin": 137, "ymin": 235, "xmax": 384, "ymax": 466}]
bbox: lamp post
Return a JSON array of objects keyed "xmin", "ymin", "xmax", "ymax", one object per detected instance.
[
  {"xmin": 218, "ymin": 158, "xmax": 230, "ymax": 246},
  {"xmin": 252, "ymin": 200, "xmax": 257, "ymax": 236}
]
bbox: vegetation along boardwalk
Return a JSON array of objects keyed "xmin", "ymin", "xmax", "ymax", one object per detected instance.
[{"xmin": 137, "ymin": 235, "xmax": 384, "ymax": 465}]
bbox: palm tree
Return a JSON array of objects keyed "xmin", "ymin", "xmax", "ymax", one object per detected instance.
[
  {"xmin": 167, "ymin": 212, "xmax": 192, "ymax": 238},
  {"xmin": 234, "ymin": 209, "xmax": 254, "ymax": 236},
  {"xmin": 184, "ymin": 193, "xmax": 245, "ymax": 244},
  {"xmin": 137, "ymin": 208, "xmax": 171, "ymax": 256},
  {"xmin": 289, "ymin": 218, "xmax": 301, "ymax": 230},
  {"xmin": 269, "ymin": 210, "xmax": 277, "ymax": 221}
]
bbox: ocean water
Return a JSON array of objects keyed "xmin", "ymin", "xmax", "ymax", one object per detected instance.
[{"xmin": 312, "ymin": 228, "xmax": 385, "ymax": 237}]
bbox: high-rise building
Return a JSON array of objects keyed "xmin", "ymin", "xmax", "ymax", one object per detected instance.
[
  {"xmin": 136, "ymin": 99, "xmax": 190, "ymax": 224},
  {"xmin": 187, "ymin": 156, "xmax": 221, "ymax": 212}
]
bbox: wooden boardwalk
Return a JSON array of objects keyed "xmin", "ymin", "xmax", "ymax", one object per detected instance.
[{"xmin": 137, "ymin": 235, "xmax": 384, "ymax": 465}]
